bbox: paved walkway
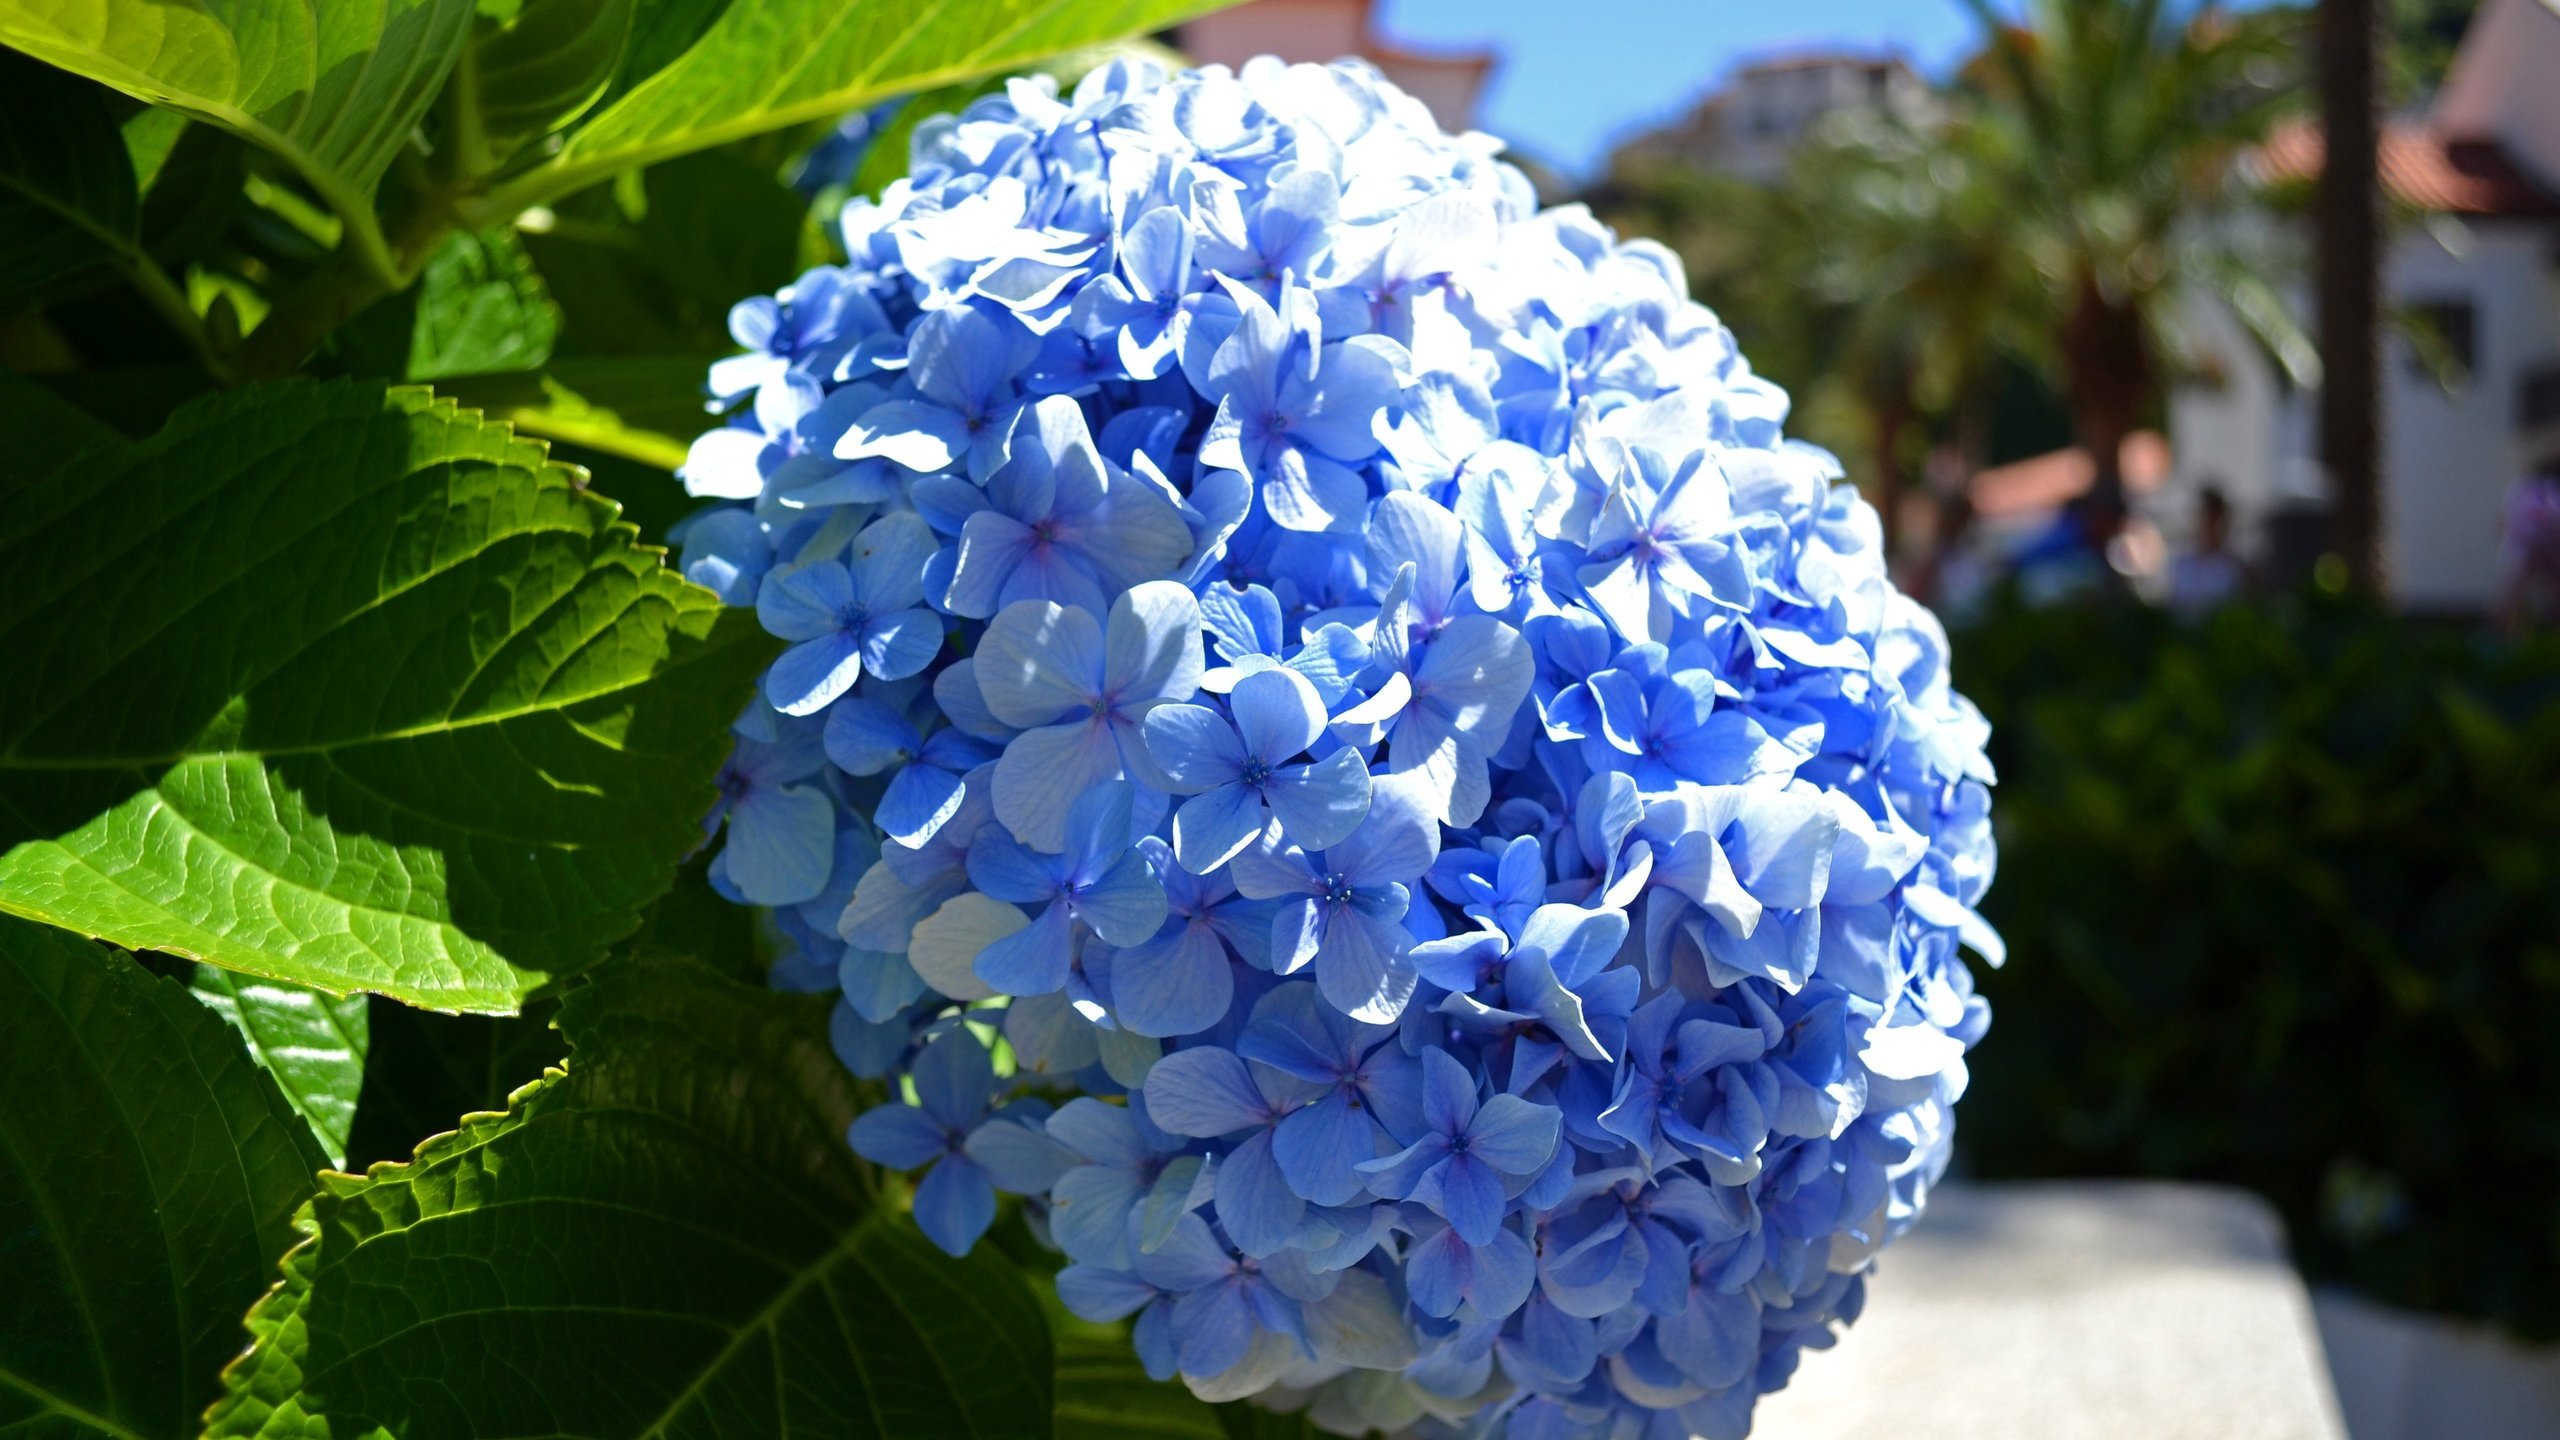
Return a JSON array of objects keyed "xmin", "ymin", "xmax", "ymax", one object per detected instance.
[{"xmin": 1752, "ymin": 1181, "xmax": 2348, "ymax": 1439}]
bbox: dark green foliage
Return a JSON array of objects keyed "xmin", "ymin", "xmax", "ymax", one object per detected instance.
[
  {"xmin": 0, "ymin": 48, "xmax": 137, "ymax": 301},
  {"xmin": 0, "ymin": 915, "xmax": 326, "ymax": 1438},
  {"xmin": 344, "ymin": 998, "xmax": 564, "ymax": 1171},
  {"xmin": 209, "ymin": 955, "xmax": 1054, "ymax": 1440},
  {"xmin": 1953, "ymin": 593, "xmax": 2560, "ymax": 1338}
]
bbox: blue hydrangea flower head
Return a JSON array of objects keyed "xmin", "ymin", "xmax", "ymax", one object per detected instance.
[{"xmin": 691, "ymin": 53, "xmax": 2000, "ymax": 1440}]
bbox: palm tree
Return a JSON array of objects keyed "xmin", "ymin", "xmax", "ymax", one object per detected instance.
[
  {"xmin": 1957, "ymin": 0, "xmax": 2315, "ymax": 522},
  {"xmin": 1590, "ymin": 112, "xmax": 2036, "ymax": 563},
  {"xmin": 1779, "ymin": 112, "xmax": 2043, "ymax": 558},
  {"xmin": 2318, "ymin": 0, "xmax": 2387, "ymax": 592}
]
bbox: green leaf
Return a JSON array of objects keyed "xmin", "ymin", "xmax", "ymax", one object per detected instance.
[
  {"xmin": 0, "ymin": 47, "xmax": 138, "ymax": 299},
  {"xmin": 1055, "ymin": 1330, "xmax": 1225, "ymax": 1440},
  {"xmin": 0, "ymin": 47, "xmax": 132, "ymax": 266},
  {"xmin": 467, "ymin": 0, "xmax": 638, "ymax": 160},
  {"xmin": 0, "ymin": 0, "xmax": 476, "ymax": 281},
  {"xmin": 0, "ymin": 379, "xmax": 773, "ymax": 1014},
  {"xmin": 0, "ymin": 371, "xmax": 120, "ymax": 485},
  {"xmin": 619, "ymin": 850, "xmax": 769, "ymax": 983},
  {"xmin": 517, "ymin": 145, "xmax": 812, "ymax": 365},
  {"xmin": 342, "ymin": 996, "xmax": 561, "ymax": 1171},
  {"xmin": 437, "ymin": 354, "xmax": 721, "ymax": 470},
  {"xmin": 193, "ymin": 965, "xmax": 371, "ymax": 1168},
  {"xmin": 0, "ymin": 912, "xmax": 326, "ymax": 1440},
  {"xmin": 209, "ymin": 956, "xmax": 1056, "ymax": 1440},
  {"xmin": 406, "ymin": 227, "xmax": 564, "ymax": 380},
  {"xmin": 476, "ymin": 0, "xmax": 1233, "ymax": 217}
]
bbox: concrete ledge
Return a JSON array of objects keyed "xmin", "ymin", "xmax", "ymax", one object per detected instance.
[{"xmin": 1751, "ymin": 1181, "xmax": 2348, "ymax": 1439}]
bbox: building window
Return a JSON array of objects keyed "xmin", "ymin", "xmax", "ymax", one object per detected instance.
[
  {"xmin": 2521, "ymin": 360, "xmax": 2560, "ymax": 431},
  {"xmin": 2405, "ymin": 297, "xmax": 2478, "ymax": 384}
]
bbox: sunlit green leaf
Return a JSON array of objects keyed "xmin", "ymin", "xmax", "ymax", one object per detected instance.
[
  {"xmin": 406, "ymin": 227, "xmax": 564, "ymax": 380},
  {"xmin": 193, "ymin": 964, "xmax": 371, "ymax": 1168},
  {"xmin": 475, "ymin": 0, "xmax": 1232, "ymax": 218},
  {"xmin": 0, "ymin": 0, "xmax": 476, "ymax": 281},
  {"xmin": 439, "ymin": 354, "xmax": 719, "ymax": 469},
  {"xmin": 468, "ymin": 0, "xmax": 638, "ymax": 161},
  {"xmin": 0, "ymin": 380, "xmax": 772, "ymax": 1014}
]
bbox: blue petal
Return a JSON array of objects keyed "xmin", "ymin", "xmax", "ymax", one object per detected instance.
[
  {"xmin": 965, "ymin": 828, "xmax": 1062, "ymax": 904},
  {"xmin": 848, "ymin": 510, "xmax": 936, "ymax": 611},
  {"xmin": 755, "ymin": 560, "xmax": 853, "ymax": 643},
  {"xmin": 763, "ymin": 631, "xmax": 866, "ymax": 716},
  {"xmin": 837, "ymin": 944, "xmax": 927, "ymax": 1023},
  {"xmin": 1141, "ymin": 1045, "xmax": 1268, "ymax": 1137},
  {"xmin": 1271, "ymin": 1089, "xmax": 1377, "ymax": 1207},
  {"xmin": 822, "ymin": 698, "xmax": 920, "ymax": 775},
  {"xmin": 1352, "ymin": 1133, "xmax": 1448, "ymax": 1200},
  {"xmin": 992, "ymin": 720, "xmax": 1125, "ymax": 853},
  {"xmin": 1228, "ymin": 666, "xmax": 1325, "ymax": 762},
  {"xmin": 1056, "ymin": 1263, "xmax": 1155, "ymax": 1322},
  {"xmin": 859, "ymin": 606, "xmax": 944, "ymax": 682},
  {"xmin": 1263, "ymin": 746, "xmax": 1371, "ymax": 851},
  {"xmin": 975, "ymin": 601, "xmax": 1105, "ymax": 728},
  {"xmin": 1213, "ymin": 1128, "xmax": 1305, "ymax": 1257},
  {"xmin": 1072, "ymin": 850, "xmax": 1170, "ymax": 945},
  {"xmin": 875, "ymin": 763, "xmax": 969, "ymax": 848},
  {"xmin": 910, "ymin": 1026, "xmax": 995, "ymax": 1129},
  {"xmin": 722, "ymin": 783, "xmax": 838, "ymax": 907},
  {"xmin": 1171, "ymin": 1281, "xmax": 1254, "ymax": 1377},
  {"xmin": 972, "ymin": 899, "xmax": 1076, "ymax": 995},
  {"xmin": 1403, "ymin": 1226, "xmax": 1472, "ymax": 1319},
  {"xmin": 1413, "ymin": 1147, "xmax": 1505, "ymax": 1240},
  {"xmin": 1051, "ymin": 1164, "xmax": 1146, "ymax": 1269},
  {"xmin": 1235, "ymin": 982, "xmax": 1358, "ymax": 1081},
  {"xmin": 964, "ymin": 1116, "xmax": 1079, "ymax": 1194},
  {"xmin": 1172, "ymin": 785, "xmax": 1269, "ymax": 875},
  {"xmin": 912, "ymin": 1154, "xmax": 997, "ymax": 1256},
  {"xmin": 1313, "ymin": 896, "xmax": 1418, "ymax": 1024},
  {"xmin": 1103, "ymin": 581, "xmax": 1205, "ymax": 702},
  {"xmin": 1418, "ymin": 1048, "xmax": 1478, "ymax": 1137},
  {"xmin": 838, "ymin": 398, "xmax": 967, "ymax": 472},
  {"xmin": 1464, "ymin": 1093, "xmax": 1562, "ymax": 1176},
  {"xmin": 1045, "ymin": 1095, "xmax": 1146, "ymax": 1168},
  {"xmin": 1112, "ymin": 921, "xmax": 1235, "ymax": 1039},
  {"xmin": 846, "ymin": 1103, "xmax": 947, "ymax": 1170},
  {"xmin": 1142, "ymin": 703, "xmax": 1248, "ymax": 793},
  {"xmin": 1134, "ymin": 1212, "xmax": 1233, "ymax": 1293}
]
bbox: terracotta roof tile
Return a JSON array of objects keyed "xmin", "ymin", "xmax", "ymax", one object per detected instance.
[{"xmin": 2259, "ymin": 120, "xmax": 2560, "ymax": 218}]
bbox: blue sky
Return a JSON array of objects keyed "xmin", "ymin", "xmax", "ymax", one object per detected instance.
[{"xmin": 1373, "ymin": 0, "xmax": 1996, "ymax": 174}]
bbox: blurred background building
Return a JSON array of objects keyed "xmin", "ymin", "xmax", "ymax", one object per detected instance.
[
  {"xmin": 1613, "ymin": 51, "xmax": 1937, "ymax": 181},
  {"xmin": 2174, "ymin": 0, "xmax": 2560, "ymax": 611},
  {"xmin": 1171, "ymin": 0, "xmax": 1494, "ymax": 130}
]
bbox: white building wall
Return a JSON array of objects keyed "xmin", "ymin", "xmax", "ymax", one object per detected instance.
[
  {"xmin": 2169, "ymin": 220, "xmax": 2560, "ymax": 610},
  {"xmin": 2166, "ymin": 297, "xmax": 2290, "ymax": 556},
  {"xmin": 2434, "ymin": 0, "xmax": 2560, "ymax": 189},
  {"xmin": 2382, "ymin": 221, "xmax": 2560, "ymax": 609}
]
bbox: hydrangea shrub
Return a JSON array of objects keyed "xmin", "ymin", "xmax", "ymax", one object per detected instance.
[{"xmin": 684, "ymin": 56, "xmax": 1999, "ymax": 1439}]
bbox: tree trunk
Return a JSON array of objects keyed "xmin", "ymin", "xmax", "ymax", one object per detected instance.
[
  {"xmin": 2062, "ymin": 278, "xmax": 2148, "ymax": 526},
  {"xmin": 2318, "ymin": 0, "xmax": 2387, "ymax": 595}
]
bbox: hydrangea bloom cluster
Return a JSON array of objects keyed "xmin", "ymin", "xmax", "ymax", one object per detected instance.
[{"xmin": 681, "ymin": 55, "xmax": 1999, "ymax": 1440}]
